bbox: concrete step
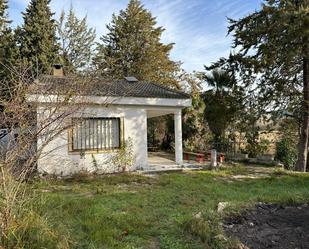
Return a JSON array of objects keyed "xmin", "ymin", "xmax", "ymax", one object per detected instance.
[
  {"xmin": 139, "ymin": 168, "xmax": 184, "ymax": 174},
  {"xmin": 138, "ymin": 165, "xmax": 206, "ymax": 174}
]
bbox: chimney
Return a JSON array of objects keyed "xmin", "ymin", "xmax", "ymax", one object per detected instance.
[
  {"xmin": 52, "ymin": 64, "xmax": 64, "ymax": 77},
  {"xmin": 124, "ymin": 76, "xmax": 138, "ymax": 83}
]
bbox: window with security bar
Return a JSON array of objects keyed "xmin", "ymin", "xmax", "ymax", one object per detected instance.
[{"xmin": 70, "ymin": 118, "xmax": 121, "ymax": 151}]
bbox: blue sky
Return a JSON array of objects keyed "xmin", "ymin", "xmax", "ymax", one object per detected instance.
[{"xmin": 8, "ymin": 0, "xmax": 262, "ymax": 72}]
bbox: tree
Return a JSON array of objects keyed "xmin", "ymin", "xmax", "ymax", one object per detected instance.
[
  {"xmin": 202, "ymin": 69, "xmax": 243, "ymax": 150},
  {"xmin": 17, "ymin": 0, "xmax": 59, "ymax": 76},
  {"xmin": 94, "ymin": 0, "xmax": 180, "ymax": 87},
  {"xmin": 276, "ymin": 118, "xmax": 299, "ymax": 169},
  {"xmin": 0, "ymin": 68, "xmax": 95, "ymax": 248},
  {"xmin": 57, "ymin": 7, "xmax": 96, "ymax": 72},
  {"xmin": 0, "ymin": 0, "xmax": 17, "ymax": 97},
  {"xmin": 182, "ymin": 73, "xmax": 210, "ymax": 152},
  {"xmin": 223, "ymin": 0, "xmax": 308, "ymax": 171},
  {"xmin": 0, "ymin": 0, "xmax": 13, "ymax": 65},
  {"xmin": 237, "ymin": 95, "xmax": 271, "ymax": 157},
  {"xmin": 0, "ymin": 0, "xmax": 11, "ymax": 48}
]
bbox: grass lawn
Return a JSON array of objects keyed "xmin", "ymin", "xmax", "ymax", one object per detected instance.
[{"xmin": 31, "ymin": 165, "xmax": 309, "ymax": 249}]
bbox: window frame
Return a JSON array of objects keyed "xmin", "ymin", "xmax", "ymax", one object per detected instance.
[{"xmin": 68, "ymin": 117, "xmax": 123, "ymax": 154}]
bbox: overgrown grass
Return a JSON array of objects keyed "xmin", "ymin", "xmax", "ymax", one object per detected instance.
[{"xmin": 28, "ymin": 166, "xmax": 309, "ymax": 249}]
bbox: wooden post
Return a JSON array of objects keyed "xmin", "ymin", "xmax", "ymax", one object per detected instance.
[{"xmin": 211, "ymin": 149, "xmax": 217, "ymax": 169}]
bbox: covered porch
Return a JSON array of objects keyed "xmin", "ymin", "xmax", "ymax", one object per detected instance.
[
  {"xmin": 146, "ymin": 108, "xmax": 183, "ymax": 166},
  {"xmin": 146, "ymin": 108, "xmax": 207, "ymax": 172}
]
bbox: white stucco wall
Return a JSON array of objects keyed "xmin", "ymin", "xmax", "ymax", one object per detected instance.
[
  {"xmin": 31, "ymin": 94, "xmax": 192, "ymax": 176},
  {"xmin": 37, "ymin": 105, "xmax": 148, "ymax": 176}
]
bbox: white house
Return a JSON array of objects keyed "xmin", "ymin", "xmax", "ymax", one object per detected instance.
[{"xmin": 27, "ymin": 68, "xmax": 191, "ymax": 176}]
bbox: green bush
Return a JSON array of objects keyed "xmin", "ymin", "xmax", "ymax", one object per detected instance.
[
  {"xmin": 245, "ymin": 138, "xmax": 270, "ymax": 158},
  {"xmin": 276, "ymin": 138, "xmax": 297, "ymax": 170}
]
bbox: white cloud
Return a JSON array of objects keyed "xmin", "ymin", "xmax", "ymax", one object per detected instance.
[{"xmin": 142, "ymin": 0, "xmax": 233, "ymax": 71}]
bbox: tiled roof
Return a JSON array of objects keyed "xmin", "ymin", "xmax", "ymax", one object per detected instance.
[{"xmin": 33, "ymin": 76, "xmax": 190, "ymax": 99}]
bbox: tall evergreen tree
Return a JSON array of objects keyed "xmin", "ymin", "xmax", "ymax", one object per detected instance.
[
  {"xmin": 94, "ymin": 0, "xmax": 180, "ymax": 87},
  {"xmin": 223, "ymin": 0, "xmax": 309, "ymax": 171},
  {"xmin": 57, "ymin": 7, "xmax": 96, "ymax": 72},
  {"xmin": 18, "ymin": 0, "xmax": 59, "ymax": 76},
  {"xmin": 0, "ymin": 0, "xmax": 10, "ymax": 33},
  {"xmin": 0, "ymin": 0, "xmax": 17, "ymax": 98}
]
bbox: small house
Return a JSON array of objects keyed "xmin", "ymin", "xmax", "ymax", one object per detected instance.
[{"xmin": 27, "ymin": 67, "xmax": 191, "ymax": 175}]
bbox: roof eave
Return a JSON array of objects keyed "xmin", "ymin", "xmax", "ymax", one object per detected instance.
[{"xmin": 26, "ymin": 94, "xmax": 192, "ymax": 108}]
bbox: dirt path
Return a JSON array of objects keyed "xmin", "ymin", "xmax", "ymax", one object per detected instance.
[
  {"xmin": 224, "ymin": 203, "xmax": 309, "ymax": 249},
  {"xmin": 231, "ymin": 166, "xmax": 277, "ymax": 180}
]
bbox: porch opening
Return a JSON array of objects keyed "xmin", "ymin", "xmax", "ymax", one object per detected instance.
[{"xmin": 146, "ymin": 109, "xmax": 183, "ymax": 170}]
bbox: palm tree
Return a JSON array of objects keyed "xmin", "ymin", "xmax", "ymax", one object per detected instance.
[
  {"xmin": 203, "ymin": 69, "xmax": 236, "ymax": 94},
  {"xmin": 202, "ymin": 69, "xmax": 240, "ymax": 151}
]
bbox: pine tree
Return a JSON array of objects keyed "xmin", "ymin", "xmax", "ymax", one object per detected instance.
[
  {"xmin": 94, "ymin": 0, "xmax": 180, "ymax": 87},
  {"xmin": 57, "ymin": 7, "xmax": 96, "ymax": 72},
  {"xmin": 0, "ymin": 0, "xmax": 9, "ymax": 30},
  {"xmin": 18, "ymin": 0, "xmax": 59, "ymax": 76},
  {"xmin": 0, "ymin": 0, "xmax": 17, "ymax": 98}
]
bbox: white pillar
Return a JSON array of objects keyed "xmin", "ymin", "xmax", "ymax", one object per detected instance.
[
  {"xmin": 211, "ymin": 149, "xmax": 217, "ymax": 169},
  {"xmin": 174, "ymin": 110, "xmax": 183, "ymax": 165}
]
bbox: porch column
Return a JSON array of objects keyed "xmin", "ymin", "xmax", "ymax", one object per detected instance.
[{"xmin": 174, "ymin": 109, "xmax": 183, "ymax": 165}]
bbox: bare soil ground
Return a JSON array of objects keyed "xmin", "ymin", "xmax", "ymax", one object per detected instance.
[{"xmin": 224, "ymin": 203, "xmax": 309, "ymax": 249}]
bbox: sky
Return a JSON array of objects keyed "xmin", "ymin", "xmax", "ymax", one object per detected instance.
[{"xmin": 8, "ymin": 0, "xmax": 262, "ymax": 72}]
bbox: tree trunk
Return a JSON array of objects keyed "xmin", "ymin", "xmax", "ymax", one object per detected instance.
[{"xmin": 295, "ymin": 41, "xmax": 309, "ymax": 172}]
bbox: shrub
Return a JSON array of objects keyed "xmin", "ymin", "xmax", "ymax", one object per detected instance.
[
  {"xmin": 245, "ymin": 138, "xmax": 270, "ymax": 158},
  {"xmin": 111, "ymin": 138, "xmax": 134, "ymax": 172},
  {"xmin": 276, "ymin": 138, "xmax": 297, "ymax": 170}
]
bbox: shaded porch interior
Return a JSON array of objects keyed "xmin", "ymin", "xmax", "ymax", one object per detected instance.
[
  {"xmin": 146, "ymin": 109, "xmax": 208, "ymax": 171},
  {"xmin": 148, "ymin": 151, "xmax": 177, "ymax": 167},
  {"xmin": 147, "ymin": 151, "xmax": 207, "ymax": 171},
  {"xmin": 146, "ymin": 109, "xmax": 179, "ymax": 170}
]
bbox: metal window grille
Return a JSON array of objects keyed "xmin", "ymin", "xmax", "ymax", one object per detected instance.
[{"xmin": 71, "ymin": 118, "xmax": 120, "ymax": 151}]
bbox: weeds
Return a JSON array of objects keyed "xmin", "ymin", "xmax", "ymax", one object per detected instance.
[
  {"xmin": 0, "ymin": 167, "xmax": 72, "ymax": 248},
  {"xmin": 183, "ymin": 212, "xmax": 226, "ymax": 248}
]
